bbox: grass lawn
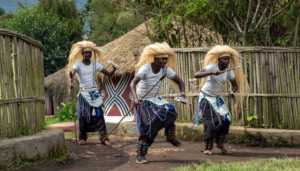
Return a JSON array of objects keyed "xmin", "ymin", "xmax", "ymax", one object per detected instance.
[
  {"xmin": 45, "ymin": 118, "xmax": 73, "ymax": 128},
  {"xmin": 171, "ymin": 158, "xmax": 300, "ymax": 171}
]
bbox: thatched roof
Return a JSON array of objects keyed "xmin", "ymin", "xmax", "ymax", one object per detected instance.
[
  {"xmin": 44, "ymin": 22, "xmax": 151, "ymax": 113},
  {"xmin": 44, "ymin": 67, "xmax": 78, "ymax": 114},
  {"xmin": 100, "ymin": 22, "xmax": 151, "ymax": 76},
  {"xmin": 44, "ymin": 20, "xmax": 223, "ymax": 114}
]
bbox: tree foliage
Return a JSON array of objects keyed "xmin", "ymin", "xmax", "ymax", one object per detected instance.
[
  {"xmin": 116, "ymin": 0, "xmax": 300, "ymax": 47},
  {"xmin": 0, "ymin": 6, "xmax": 75, "ymax": 76},
  {"xmin": 0, "ymin": 6, "xmax": 5, "ymax": 16},
  {"xmin": 36, "ymin": 0, "xmax": 83, "ymax": 42},
  {"xmin": 84, "ymin": 0, "xmax": 143, "ymax": 46},
  {"xmin": 209, "ymin": 0, "xmax": 296, "ymax": 46}
]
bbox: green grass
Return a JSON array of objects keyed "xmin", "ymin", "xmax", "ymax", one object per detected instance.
[
  {"xmin": 45, "ymin": 118, "xmax": 73, "ymax": 128},
  {"xmin": 171, "ymin": 158, "xmax": 300, "ymax": 171},
  {"xmin": 64, "ymin": 131, "xmax": 76, "ymax": 139}
]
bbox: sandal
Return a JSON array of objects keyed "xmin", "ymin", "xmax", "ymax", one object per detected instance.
[
  {"xmin": 102, "ymin": 140, "xmax": 110, "ymax": 146},
  {"xmin": 79, "ymin": 140, "xmax": 86, "ymax": 145}
]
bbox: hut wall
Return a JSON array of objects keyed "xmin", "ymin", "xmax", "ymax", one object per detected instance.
[
  {"xmin": 157, "ymin": 46, "xmax": 300, "ymax": 129},
  {"xmin": 44, "ymin": 68, "xmax": 80, "ymax": 115},
  {"xmin": 0, "ymin": 29, "xmax": 45, "ymax": 139},
  {"xmin": 44, "ymin": 88, "xmax": 53, "ymax": 115},
  {"xmin": 100, "ymin": 73, "xmax": 134, "ymax": 123}
]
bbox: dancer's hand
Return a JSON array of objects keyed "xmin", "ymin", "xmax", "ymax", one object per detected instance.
[
  {"xmin": 211, "ymin": 70, "xmax": 222, "ymax": 75},
  {"xmin": 229, "ymin": 92, "xmax": 236, "ymax": 100},
  {"xmin": 180, "ymin": 94, "xmax": 187, "ymax": 105},
  {"xmin": 133, "ymin": 99, "xmax": 141, "ymax": 106},
  {"xmin": 70, "ymin": 82, "xmax": 74, "ymax": 89}
]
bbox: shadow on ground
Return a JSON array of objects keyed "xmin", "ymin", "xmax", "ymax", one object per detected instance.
[{"xmin": 20, "ymin": 135, "xmax": 300, "ymax": 171}]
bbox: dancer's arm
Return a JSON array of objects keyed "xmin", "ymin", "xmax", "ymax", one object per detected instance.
[
  {"xmin": 172, "ymin": 76, "xmax": 186, "ymax": 98},
  {"xmin": 194, "ymin": 69, "xmax": 222, "ymax": 78},
  {"xmin": 230, "ymin": 79, "xmax": 238, "ymax": 99},
  {"xmin": 130, "ymin": 76, "xmax": 141, "ymax": 106},
  {"xmin": 101, "ymin": 67, "xmax": 117, "ymax": 77},
  {"xmin": 69, "ymin": 69, "xmax": 77, "ymax": 89}
]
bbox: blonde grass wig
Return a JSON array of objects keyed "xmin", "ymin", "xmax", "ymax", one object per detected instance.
[
  {"xmin": 201, "ymin": 45, "xmax": 250, "ymax": 107},
  {"xmin": 135, "ymin": 42, "xmax": 179, "ymax": 92},
  {"xmin": 66, "ymin": 41, "xmax": 105, "ymax": 83}
]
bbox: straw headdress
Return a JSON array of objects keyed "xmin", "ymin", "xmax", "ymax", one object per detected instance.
[
  {"xmin": 200, "ymin": 45, "xmax": 250, "ymax": 107},
  {"xmin": 135, "ymin": 42, "xmax": 177, "ymax": 73},
  {"xmin": 135, "ymin": 42, "xmax": 179, "ymax": 92},
  {"xmin": 66, "ymin": 41, "xmax": 105, "ymax": 81}
]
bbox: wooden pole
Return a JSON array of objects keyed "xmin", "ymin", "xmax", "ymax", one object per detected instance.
[
  {"xmin": 219, "ymin": 66, "xmax": 241, "ymax": 73},
  {"xmin": 102, "ymin": 73, "xmax": 167, "ymax": 142},
  {"xmin": 70, "ymin": 71, "xmax": 78, "ymax": 150}
]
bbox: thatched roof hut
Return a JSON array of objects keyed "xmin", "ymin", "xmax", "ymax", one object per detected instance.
[
  {"xmin": 100, "ymin": 22, "xmax": 151, "ymax": 76},
  {"xmin": 44, "ymin": 67, "xmax": 70, "ymax": 115},
  {"xmin": 44, "ymin": 20, "xmax": 223, "ymax": 116},
  {"xmin": 44, "ymin": 21, "xmax": 151, "ymax": 115}
]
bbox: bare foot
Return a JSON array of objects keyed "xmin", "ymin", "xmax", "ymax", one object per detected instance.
[
  {"xmin": 216, "ymin": 145, "xmax": 227, "ymax": 154},
  {"xmin": 204, "ymin": 150, "xmax": 212, "ymax": 155},
  {"xmin": 79, "ymin": 140, "xmax": 86, "ymax": 145}
]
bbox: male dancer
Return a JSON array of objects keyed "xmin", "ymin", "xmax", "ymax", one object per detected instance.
[
  {"xmin": 193, "ymin": 45, "xmax": 249, "ymax": 155},
  {"xmin": 68, "ymin": 41, "xmax": 116, "ymax": 146},
  {"xmin": 130, "ymin": 42, "xmax": 186, "ymax": 164}
]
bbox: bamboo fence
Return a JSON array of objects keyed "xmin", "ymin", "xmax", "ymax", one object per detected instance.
[
  {"xmin": 0, "ymin": 29, "xmax": 45, "ymax": 139},
  {"xmin": 155, "ymin": 46, "xmax": 300, "ymax": 129}
]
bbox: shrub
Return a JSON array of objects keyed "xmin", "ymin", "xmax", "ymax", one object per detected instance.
[{"xmin": 56, "ymin": 99, "xmax": 77, "ymax": 121}]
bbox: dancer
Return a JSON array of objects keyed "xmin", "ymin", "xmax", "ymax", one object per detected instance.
[
  {"xmin": 130, "ymin": 42, "xmax": 186, "ymax": 164},
  {"xmin": 68, "ymin": 41, "xmax": 117, "ymax": 146},
  {"xmin": 193, "ymin": 45, "xmax": 249, "ymax": 155}
]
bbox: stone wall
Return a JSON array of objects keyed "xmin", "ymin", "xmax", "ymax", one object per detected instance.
[{"xmin": 0, "ymin": 129, "xmax": 66, "ymax": 167}]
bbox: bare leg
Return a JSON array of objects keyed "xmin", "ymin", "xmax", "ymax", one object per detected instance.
[
  {"xmin": 216, "ymin": 134, "xmax": 227, "ymax": 154},
  {"xmin": 165, "ymin": 122, "xmax": 182, "ymax": 147},
  {"xmin": 79, "ymin": 132, "xmax": 87, "ymax": 145},
  {"xmin": 99, "ymin": 130, "xmax": 110, "ymax": 146}
]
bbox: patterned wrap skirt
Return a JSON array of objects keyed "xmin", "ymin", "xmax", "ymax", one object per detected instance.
[{"xmin": 134, "ymin": 100, "xmax": 177, "ymax": 141}]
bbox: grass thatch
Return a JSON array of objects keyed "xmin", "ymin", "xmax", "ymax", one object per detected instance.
[
  {"xmin": 44, "ymin": 20, "xmax": 223, "ymax": 115},
  {"xmin": 100, "ymin": 21, "xmax": 151, "ymax": 76},
  {"xmin": 44, "ymin": 22, "xmax": 151, "ymax": 113},
  {"xmin": 44, "ymin": 67, "xmax": 73, "ymax": 114}
]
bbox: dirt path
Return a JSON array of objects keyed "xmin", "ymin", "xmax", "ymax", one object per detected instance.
[{"xmin": 21, "ymin": 135, "xmax": 300, "ymax": 171}]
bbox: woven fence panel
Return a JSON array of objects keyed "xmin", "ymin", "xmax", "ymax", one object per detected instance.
[
  {"xmin": 0, "ymin": 30, "xmax": 44, "ymax": 138},
  {"xmin": 158, "ymin": 47, "xmax": 300, "ymax": 129}
]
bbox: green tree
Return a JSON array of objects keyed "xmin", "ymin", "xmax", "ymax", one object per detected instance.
[
  {"xmin": 0, "ymin": 6, "xmax": 75, "ymax": 76},
  {"xmin": 85, "ymin": 0, "xmax": 143, "ymax": 46},
  {"xmin": 36, "ymin": 0, "xmax": 83, "ymax": 42},
  {"xmin": 209, "ymin": 0, "xmax": 295, "ymax": 46},
  {"xmin": 116, "ymin": 0, "xmax": 222, "ymax": 47},
  {"xmin": 117, "ymin": 0, "xmax": 299, "ymax": 47},
  {"xmin": 0, "ymin": 6, "xmax": 5, "ymax": 16}
]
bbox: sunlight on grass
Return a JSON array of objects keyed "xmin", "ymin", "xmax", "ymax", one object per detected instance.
[
  {"xmin": 171, "ymin": 158, "xmax": 300, "ymax": 171},
  {"xmin": 45, "ymin": 118, "xmax": 72, "ymax": 128},
  {"xmin": 64, "ymin": 131, "xmax": 76, "ymax": 139}
]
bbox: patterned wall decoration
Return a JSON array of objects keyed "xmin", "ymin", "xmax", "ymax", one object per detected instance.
[{"xmin": 99, "ymin": 73, "xmax": 134, "ymax": 123}]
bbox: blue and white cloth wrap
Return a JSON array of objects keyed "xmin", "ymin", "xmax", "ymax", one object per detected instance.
[
  {"xmin": 77, "ymin": 87, "xmax": 103, "ymax": 108},
  {"xmin": 130, "ymin": 96, "xmax": 177, "ymax": 137},
  {"xmin": 192, "ymin": 92, "xmax": 232, "ymax": 129},
  {"xmin": 140, "ymin": 96, "xmax": 170, "ymax": 106}
]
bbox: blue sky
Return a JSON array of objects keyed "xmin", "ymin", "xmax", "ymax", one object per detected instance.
[{"xmin": 0, "ymin": 0, "xmax": 88, "ymax": 13}]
